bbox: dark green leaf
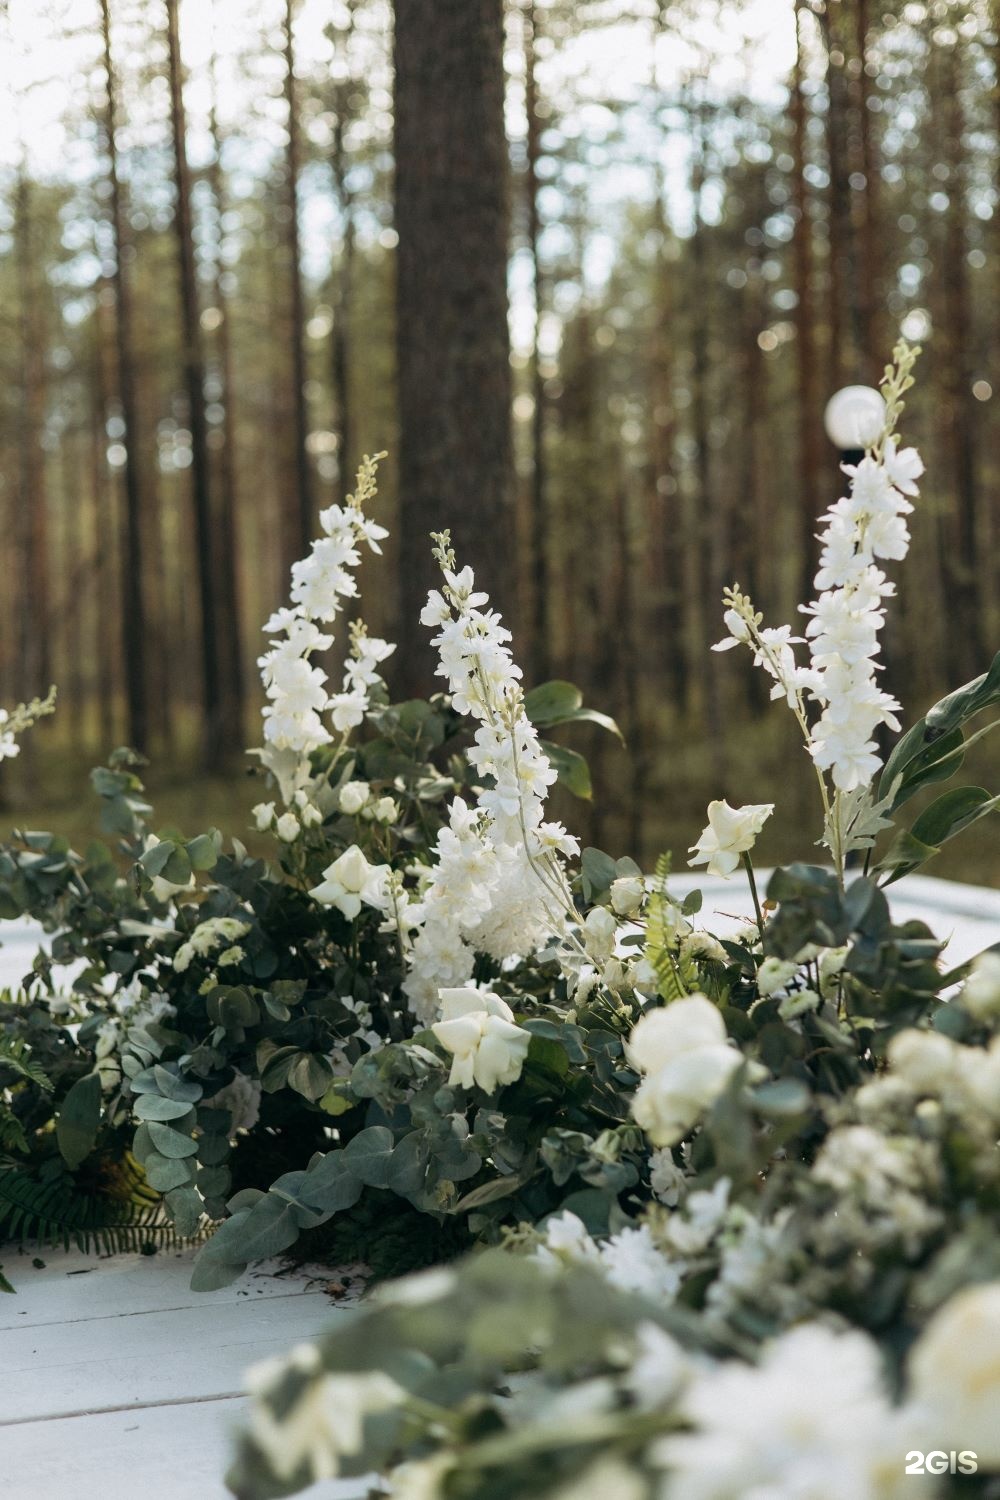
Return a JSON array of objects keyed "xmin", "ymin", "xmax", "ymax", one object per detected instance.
[{"xmin": 56, "ymin": 1073, "xmax": 103, "ymax": 1170}]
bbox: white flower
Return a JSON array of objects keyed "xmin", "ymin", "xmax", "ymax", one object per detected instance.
[
  {"xmin": 431, "ymin": 987, "xmax": 531, "ymax": 1093},
  {"xmin": 174, "ymin": 915, "xmax": 250, "ymax": 973},
  {"xmin": 654, "ymin": 1322, "xmax": 924, "ymax": 1500},
  {"xmin": 275, "ymin": 812, "xmax": 300, "ymax": 843},
  {"xmin": 756, "ymin": 956, "xmax": 799, "ymax": 997},
  {"xmin": 711, "ymin": 606, "xmax": 752, "ymax": 651},
  {"xmin": 610, "ymin": 875, "xmax": 645, "ymax": 916},
  {"xmin": 247, "ymin": 1352, "xmax": 402, "ymax": 1483},
  {"xmin": 583, "ymin": 905, "xmax": 616, "ymax": 960},
  {"xmin": 338, "ymin": 780, "xmax": 371, "ymax": 815},
  {"xmin": 536, "ymin": 1210, "xmax": 602, "ymax": 1271},
  {"xmin": 626, "ymin": 995, "xmax": 730, "ymax": 1074},
  {"xmin": 309, "ymin": 845, "xmax": 389, "ymax": 921},
  {"xmin": 373, "ymin": 796, "xmax": 399, "ymax": 824},
  {"xmin": 299, "ymin": 802, "xmax": 323, "ymax": 829},
  {"xmin": 625, "ymin": 1321, "xmax": 689, "ymax": 1409},
  {"xmin": 203, "ymin": 1071, "xmax": 262, "ymax": 1135},
  {"xmin": 649, "ymin": 1149, "xmax": 687, "ymax": 1206},
  {"xmin": 627, "ymin": 996, "xmax": 741, "ymax": 1148},
  {"xmin": 599, "ymin": 1224, "xmax": 684, "ymax": 1301},
  {"xmin": 962, "ymin": 952, "xmax": 1000, "ymax": 1021},
  {"xmin": 688, "ymin": 800, "xmax": 773, "ymax": 879},
  {"xmin": 909, "ymin": 1281, "xmax": 1000, "ymax": 1464},
  {"xmin": 252, "ymin": 802, "xmax": 276, "ymax": 831}
]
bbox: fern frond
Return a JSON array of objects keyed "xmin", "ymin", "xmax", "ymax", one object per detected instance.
[
  {"xmin": 644, "ymin": 851, "xmax": 688, "ymax": 1002},
  {"xmin": 0, "ymin": 1036, "xmax": 53, "ymax": 1092},
  {"xmin": 0, "ymin": 1158, "xmax": 193, "ymax": 1256}
]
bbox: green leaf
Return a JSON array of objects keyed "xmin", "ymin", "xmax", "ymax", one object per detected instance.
[
  {"xmin": 143, "ymin": 1152, "xmax": 195, "ymax": 1193},
  {"xmin": 881, "ymin": 651, "xmax": 1000, "ymax": 806},
  {"xmin": 539, "ymin": 740, "xmax": 592, "ymax": 800},
  {"xmin": 147, "ymin": 1120, "xmax": 199, "ymax": 1159},
  {"xmin": 133, "ymin": 1094, "xmax": 195, "ymax": 1123},
  {"xmin": 56, "ymin": 1073, "xmax": 103, "ymax": 1170},
  {"xmin": 342, "ymin": 1126, "xmax": 396, "ymax": 1188},
  {"xmin": 454, "ymin": 1173, "xmax": 530, "ymax": 1212},
  {"xmin": 186, "ymin": 833, "xmax": 219, "ymax": 872},
  {"xmin": 523, "ymin": 680, "xmax": 583, "ymax": 724},
  {"xmin": 581, "ymin": 847, "xmax": 618, "ymax": 902},
  {"xmin": 880, "ymin": 787, "xmax": 998, "ymax": 885}
]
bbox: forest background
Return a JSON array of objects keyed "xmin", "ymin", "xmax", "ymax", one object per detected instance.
[{"xmin": 1, "ymin": 0, "xmax": 997, "ymax": 882}]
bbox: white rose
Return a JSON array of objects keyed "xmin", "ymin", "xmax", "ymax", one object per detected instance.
[
  {"xmin": 610, "ymin": 875, "xmax": 645, "ymax": 917},
  {"xmin": 431, "ymin": 987, "xmax": 530, "ymax": 1094},
  {"xmin": 300, "ymin": 802, "xmax": 323, "ymax": 829},
  {"xmin": 373, "ymin": 796, "xmax": 399, "ymax": 824},
  {"xmin": 632, "ymin": 1045, "xmax": 741, "ymax": 1146},
  {"xmin": 626, "ymin": 995, "xmax": 739, "ymax": 1147},
  {"xmin": 309, "ymin": 844, "xmax": 389, "ymax": 921},
  {"xmin": 276, "ymin": 812, "xmax": 300, "ymax": 843},
  {"xmin": 338, "ymin": 780, "xmax": 371, "ymax": 815},
  {"xmin": 252, "ymin": 802, "xmax": 276, "ymax": 832},
  {"xmin": 626, "ymin": 995, "xmax": 728, "ymax": 1075},
  {"xmin": 688, "ymin": 799, "xmax": 774, "ymax": 879},
  {"xmin": 909, "ymin": 1281, "xmax": 1000, "ymax": 1463}
]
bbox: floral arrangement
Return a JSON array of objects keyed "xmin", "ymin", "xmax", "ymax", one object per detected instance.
[{"xmin": 2, "ymin": 343, "xmax": 1000, "ymax": 1496}]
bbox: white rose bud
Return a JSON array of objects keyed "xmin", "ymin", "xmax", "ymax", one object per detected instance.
[
  {"xmin": 611, "ymin": 875, "xmax": 645, "ymax": 917},
  {"xmin": 626, "ymin": 995, "xmax": 740, "ymax": 1148},
  {"xmin": 300, "ymin": 802, "xmax": 323, "ymax": 829},
  {"xmin": 373, "ymin": 796, "xmax": 399, "ymax": 825},
  {"xmin": 338, "ymin": 780, "xmax": 371, "ymax": 816},
  {"xmin": 275, "ymin": 812, "xmax": 300, "ymax": 843},
  {"xmin": 584, "ymin": 905, "xmax": 617, "ymax": 961},
  {"xmin": 252, "ymin": 802, "xmax": 276, "ymax": 832}
]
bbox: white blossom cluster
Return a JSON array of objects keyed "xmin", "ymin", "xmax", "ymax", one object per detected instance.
[
  {"xmin": 713, "ymin": 344, "xmax": 925, "ymax": 815},
  {"xmin": 800, "ymin": 436, "xmax": 924, "ymax": 791},
  {"xmin": 402, "ymin": 547, "xmax": 578, "ymax": 1021},
  {"xmin": 256, "ymin": 459, "xmax": 392, "ymax": 797}
]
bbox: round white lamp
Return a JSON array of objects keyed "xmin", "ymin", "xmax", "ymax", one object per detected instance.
[{"xmin": 823, "ymin": 384, "xmax": 886, "ymax": 453}]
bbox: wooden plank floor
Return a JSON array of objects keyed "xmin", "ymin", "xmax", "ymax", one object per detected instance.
[
  {"xmin": 0, "ymin": 873, "xmax": 995, "ymax": 1499},
  {"xmin": 0, "ymin": 1248, "xmax": 371, "ymax": 1500}
]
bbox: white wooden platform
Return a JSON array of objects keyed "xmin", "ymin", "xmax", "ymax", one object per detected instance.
[
  {"xmin": 0, "ymin": 1247, "xmax": 368, "ymax": 1500},
  {"xmin": 0, "ymin": 873, "xmax": 995, "ymax": 1499}
]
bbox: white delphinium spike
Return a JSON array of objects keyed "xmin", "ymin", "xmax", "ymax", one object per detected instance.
[
  {"xmin": 403, "ymin": 532, "xmax": 578, "ymax": 1021},
  {"xmin": 255, "ymin": 455, "xmax": 392, "ymax": 802},
  {"xmin": 712, "ymin": 341, "xmax": 923, "ymax": 871}
]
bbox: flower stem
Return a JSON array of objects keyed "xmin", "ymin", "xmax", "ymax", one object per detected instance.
[{"xmin": 742, "ymin": 852, "xmax": 765, "ymax": 939}]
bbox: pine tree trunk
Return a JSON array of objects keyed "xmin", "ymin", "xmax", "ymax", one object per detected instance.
[
  {"xmin": 208, "ymin": 46, "xmax": 246, "ymax": 752},
  {"xmin": 791, "ymin": 0, "xmax": 823, "ymax": 607},
  {"xmin": 101, "ymin": 0, "xmax": 148, "ymax": 753},
  {"xmin": 284, "ymin": 0, "xmax": 313, "ymax": 563},
  {"xmin": 392, "ymin": 0, "xmax": 516, "ymax": 692}
]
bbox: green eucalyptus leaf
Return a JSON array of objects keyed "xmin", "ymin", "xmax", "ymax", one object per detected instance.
[
  {"xmin": 133, "ymin": 1094, "xmax": 195, "ymax": 1123},
  {"xmin": 147, "ymin": 1120, "xmax": 199, "ymax": 1158},
  {"xmin": 143, "ymin": 1152, "xmax": 195, "ymax": 1193},
  {"xmin": 342, "ymin": 1126, "xmax": 396, "ymax": 1188},
  {"xmin": 56, "ymin": 1072, "xmax": 103, "ymax": 1170}
]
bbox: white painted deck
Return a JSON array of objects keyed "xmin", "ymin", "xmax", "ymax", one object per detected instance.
[
  {"xmin": 0, "ymin": 872, "xmax": 996, "ymax": 1499},
  {"xmin": 0, "ymin": 1248, "xmax": 367, "ymax": 1500}
]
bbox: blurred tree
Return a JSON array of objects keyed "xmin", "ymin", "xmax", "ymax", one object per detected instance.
[{"xmin": 392, "ymin": 0, "xmax": 516, "ymax": 692}]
